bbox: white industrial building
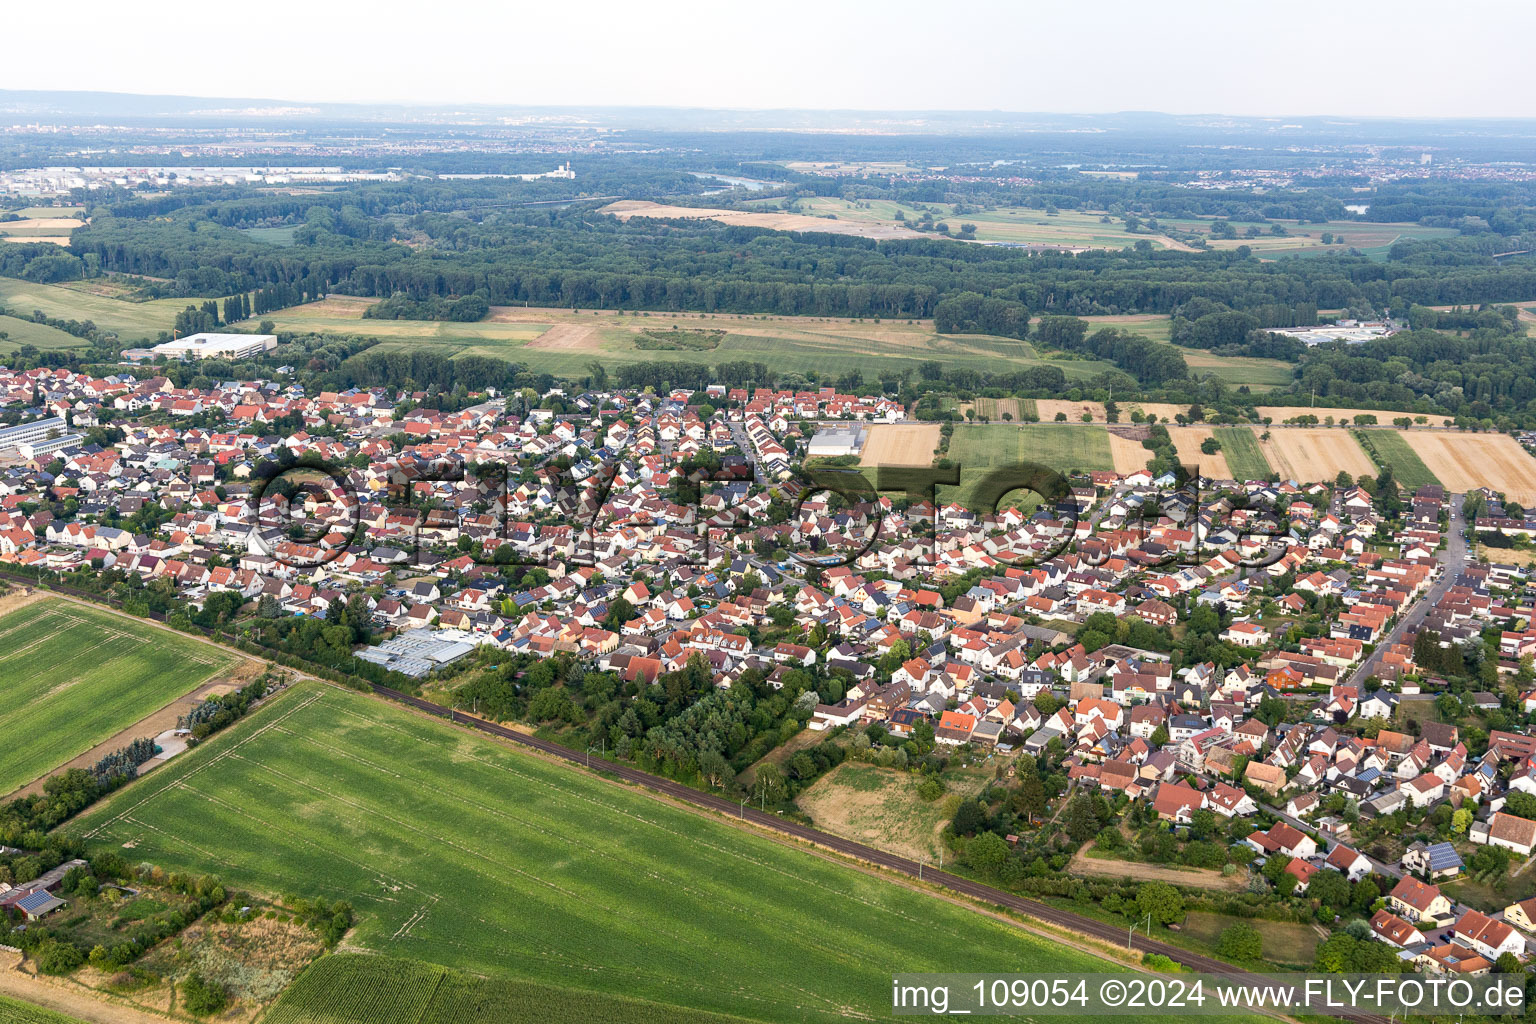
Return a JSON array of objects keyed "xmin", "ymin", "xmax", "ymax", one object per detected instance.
[
  {"xmin": 1268, "ymin": 320, "xmax": 1399, "ymax": 347},
  {"xmin": 0, "ymin": 415, "xmax": 68, "ymax": 454},
  {"xmin": 150, "ymin": 333, "xmax": 278, "ymax": 361},
  {"xmin": 806, "ymin": 424, "xmax": 868, "ymax": 458}
]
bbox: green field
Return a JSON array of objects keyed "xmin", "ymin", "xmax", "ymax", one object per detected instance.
[
  {"xmin": 1181, "ymin": 912, "xmax": 1320, "ymax": 969},
  {"xmin": 1213, "ymin": 427, "xmax": 1271, "ymax": 481},
  {"xmin": 0, "ymin": 600, "xmax": 234, "ymax": 794},
  {"xmin": 0, "ymin": 313, "xmax": 87, "ymax": 356},
  {"xmin": 941, "ymin": 423, "xmax": 1113, "ymax": 509},
  {"xmin": 269, "ymin": 298, "xmax": 1118, "ymax": 381},
  {"xmin": 1073, "ymin": 315, "xmax": 1294, "ymax": 391},
  {"xmin": 68, "ymin": 682, "xmax": 1138, "ymax": 1024},
  {"xmin": 0, "ymin": 995, "xmax": 86, "ymax": 1024},
  {"xmin": 1181, "ymin": 350, "xmax": 1296, "ymax": 390},
  {"xmin": 948, "ymin": 423, "xmax": 1114, "ymax": 474},
  {"xmin": 267, "ymin": 955, "xmax": 756, "ymax": 1024},
  {"xmin": 1351, "ymin": 429, "xmax": 1441, "ymax": 490},
  {"xmin": 1, "ymin": 206, "xmax": 86, "ymax": 220},
  {"xmin": 0, "ymin": 278, "xmax": 205, "ymax": 345},
  {"xmin": 241, "ymin": 226, "xmax": 299, "ymax": 246}
]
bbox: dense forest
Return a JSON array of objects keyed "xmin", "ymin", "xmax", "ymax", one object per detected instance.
[{"xmin": 11, "ymin": 158, "xmax": 1536, "ymax": 423}]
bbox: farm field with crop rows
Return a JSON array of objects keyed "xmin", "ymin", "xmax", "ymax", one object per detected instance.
[
  {"xmin": 69, "ymin": 682, "xmax": 1151, "ymax": 1024},
  {"xmin": 0, "ymin": 599, "xmax": 232, "ymax": 794}
]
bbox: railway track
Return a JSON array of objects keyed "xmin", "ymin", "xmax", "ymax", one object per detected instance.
[
  {"xmin": 373, "ymin": 684, "xmax": 1394, "ymax": 1024},
  {"xmin": 0, "ymin": 570, "xmax": 1393, "ymax": 1022}
]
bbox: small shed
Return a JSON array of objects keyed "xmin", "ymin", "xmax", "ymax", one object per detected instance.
[{"xmin": 17, "ymin": 890, "xmax": 67, "ymax": 921}]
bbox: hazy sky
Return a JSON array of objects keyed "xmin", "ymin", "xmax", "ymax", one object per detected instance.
[{"xmin": 9, "ymin": 0, "xmax": 1536, "ymax": 118}]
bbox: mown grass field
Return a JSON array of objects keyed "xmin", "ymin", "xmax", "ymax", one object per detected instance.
[
  {"xmin": 948, "ymin": 423, "xmax": 1115, "ymax": 475},
  {"xmin": 0, "ymin": 313, "xmax": 85, "ymax": 356},
  {"xmin": 68, "ymin": 682, "xmax": 1141, "ymax": 1024},
  {"xmin": 0, "ymin": 600, "xmax": 233, "ymax": 795},
  {"xmin": 0, "ymin": 995, "xmax": 85, "ymax": 1024},
  {"xmin": 0, "ymin": 278, "xmax": 204, "ymax": 344},
  {"xmin": 941, "ymin": 423, "xmax": 1113, "ymax": 510},
  {"xmin": 1213, "ymin": 427, "xmax": 1272, "ymax": 481},
  {"xmin": 272, "ymin": 297, "xmax": 1117, "ymax": 381},
  {"xmin": 1181, "ymin": 912, "xmax": 1321, "ymax": 969},
  {"xmin": 1351, "ymin": 429, "xmax": 1441, "ymax": 490},
  {"xmin": 745, "ymin": 198, "xmax": 1457, "ymax": 261}
]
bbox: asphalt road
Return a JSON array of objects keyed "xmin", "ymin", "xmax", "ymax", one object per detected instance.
[{"xmin": 1347, "ymin": 493, "xmax": 1468, "ymax": 689}]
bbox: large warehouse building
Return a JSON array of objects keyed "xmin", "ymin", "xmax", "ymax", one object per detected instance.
[{"xmin": 149, "ymin": 333, "xmax": 278, "ymax": 360}]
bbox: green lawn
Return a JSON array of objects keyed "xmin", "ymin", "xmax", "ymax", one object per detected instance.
[
  {"xmin": 1213, "ymin": 427, "xmax": 1271, "ymax": 481},
  {"xmin": 68, "ymin": 682, "xmax": 1140, "ymax": 1024},
  {"xmin": 0, "ymin": 600, "xmax": 234, "ymax": 794},
  {"xmin": 1351, "ymin": 429, "xmax": 1440, "ymax": 490},
  {"xmin": 941, "ymin": 423, "xmax": 1113, "ymax": 510},
  {"xmin": 0, "ymin": 995, "xmax": 86, "ymax": 1024}
]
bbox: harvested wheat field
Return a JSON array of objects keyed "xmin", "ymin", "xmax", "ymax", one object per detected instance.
[
  {"xmin": 1257, "ymin": 405, "xmax": 1450, "ymax": 427},
  {"xmin": 526, "ymin": 323, "xmax": 602, "ymax": 350},
  {"xmin": 1038, "ymin": 400, "xmax": 1191, "ymax": 424},
  {"xmin": 860, "ymin": 423, "xmax": 941, "ymax": 467},
  {"xmin": 602, "ymin": 200, "xmax": 925, "ymax": 240},
  {"xmin": 1108, "ymin": 432, "xmax": 1150, "ymax": 474},
  {"xmin": 1257, "ymin": 427, "xmax": 1376, "ymax": 483},
  {"xmin": 1037, "ymin": 399, "xmax": 1106, "ymax": 422},
  {"xmin": 1165, "ymin": 426, "xmax": 1233, "ymax": 480},
  {"xmin": 0, "ymin": 217, "xmax": 84, "ymax": 232},
  {"xmin": 1404, "ymin": 432, "xmax": 1536, "ymax": 503}
]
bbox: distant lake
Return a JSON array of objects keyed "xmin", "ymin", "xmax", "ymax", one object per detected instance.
[
  {"xmin": 1344, "ymin": 203, "xmax": 1370, "ymax": 215},
  {"xmin": 692, "ymin": 172, "xmax": 776, "ymax": 192}
]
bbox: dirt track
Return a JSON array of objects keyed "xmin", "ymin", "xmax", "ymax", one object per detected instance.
[
  {"xmin": 0, "ymin": 953, "xmax": 176, "ymax": 1024},
  {"xmin": 1069, "ymin": 843, "xmax": 1244, "ymax": 890}
]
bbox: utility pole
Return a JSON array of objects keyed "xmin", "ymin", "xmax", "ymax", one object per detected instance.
[{"xmin": 1127, "ymin": 912, "xmax": 1152, "ymax": 951}]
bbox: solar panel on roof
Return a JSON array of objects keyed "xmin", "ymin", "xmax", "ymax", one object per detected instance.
[{"xmin": 17, "ymin": 890, "xmax": 62, "ymax": 914}]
